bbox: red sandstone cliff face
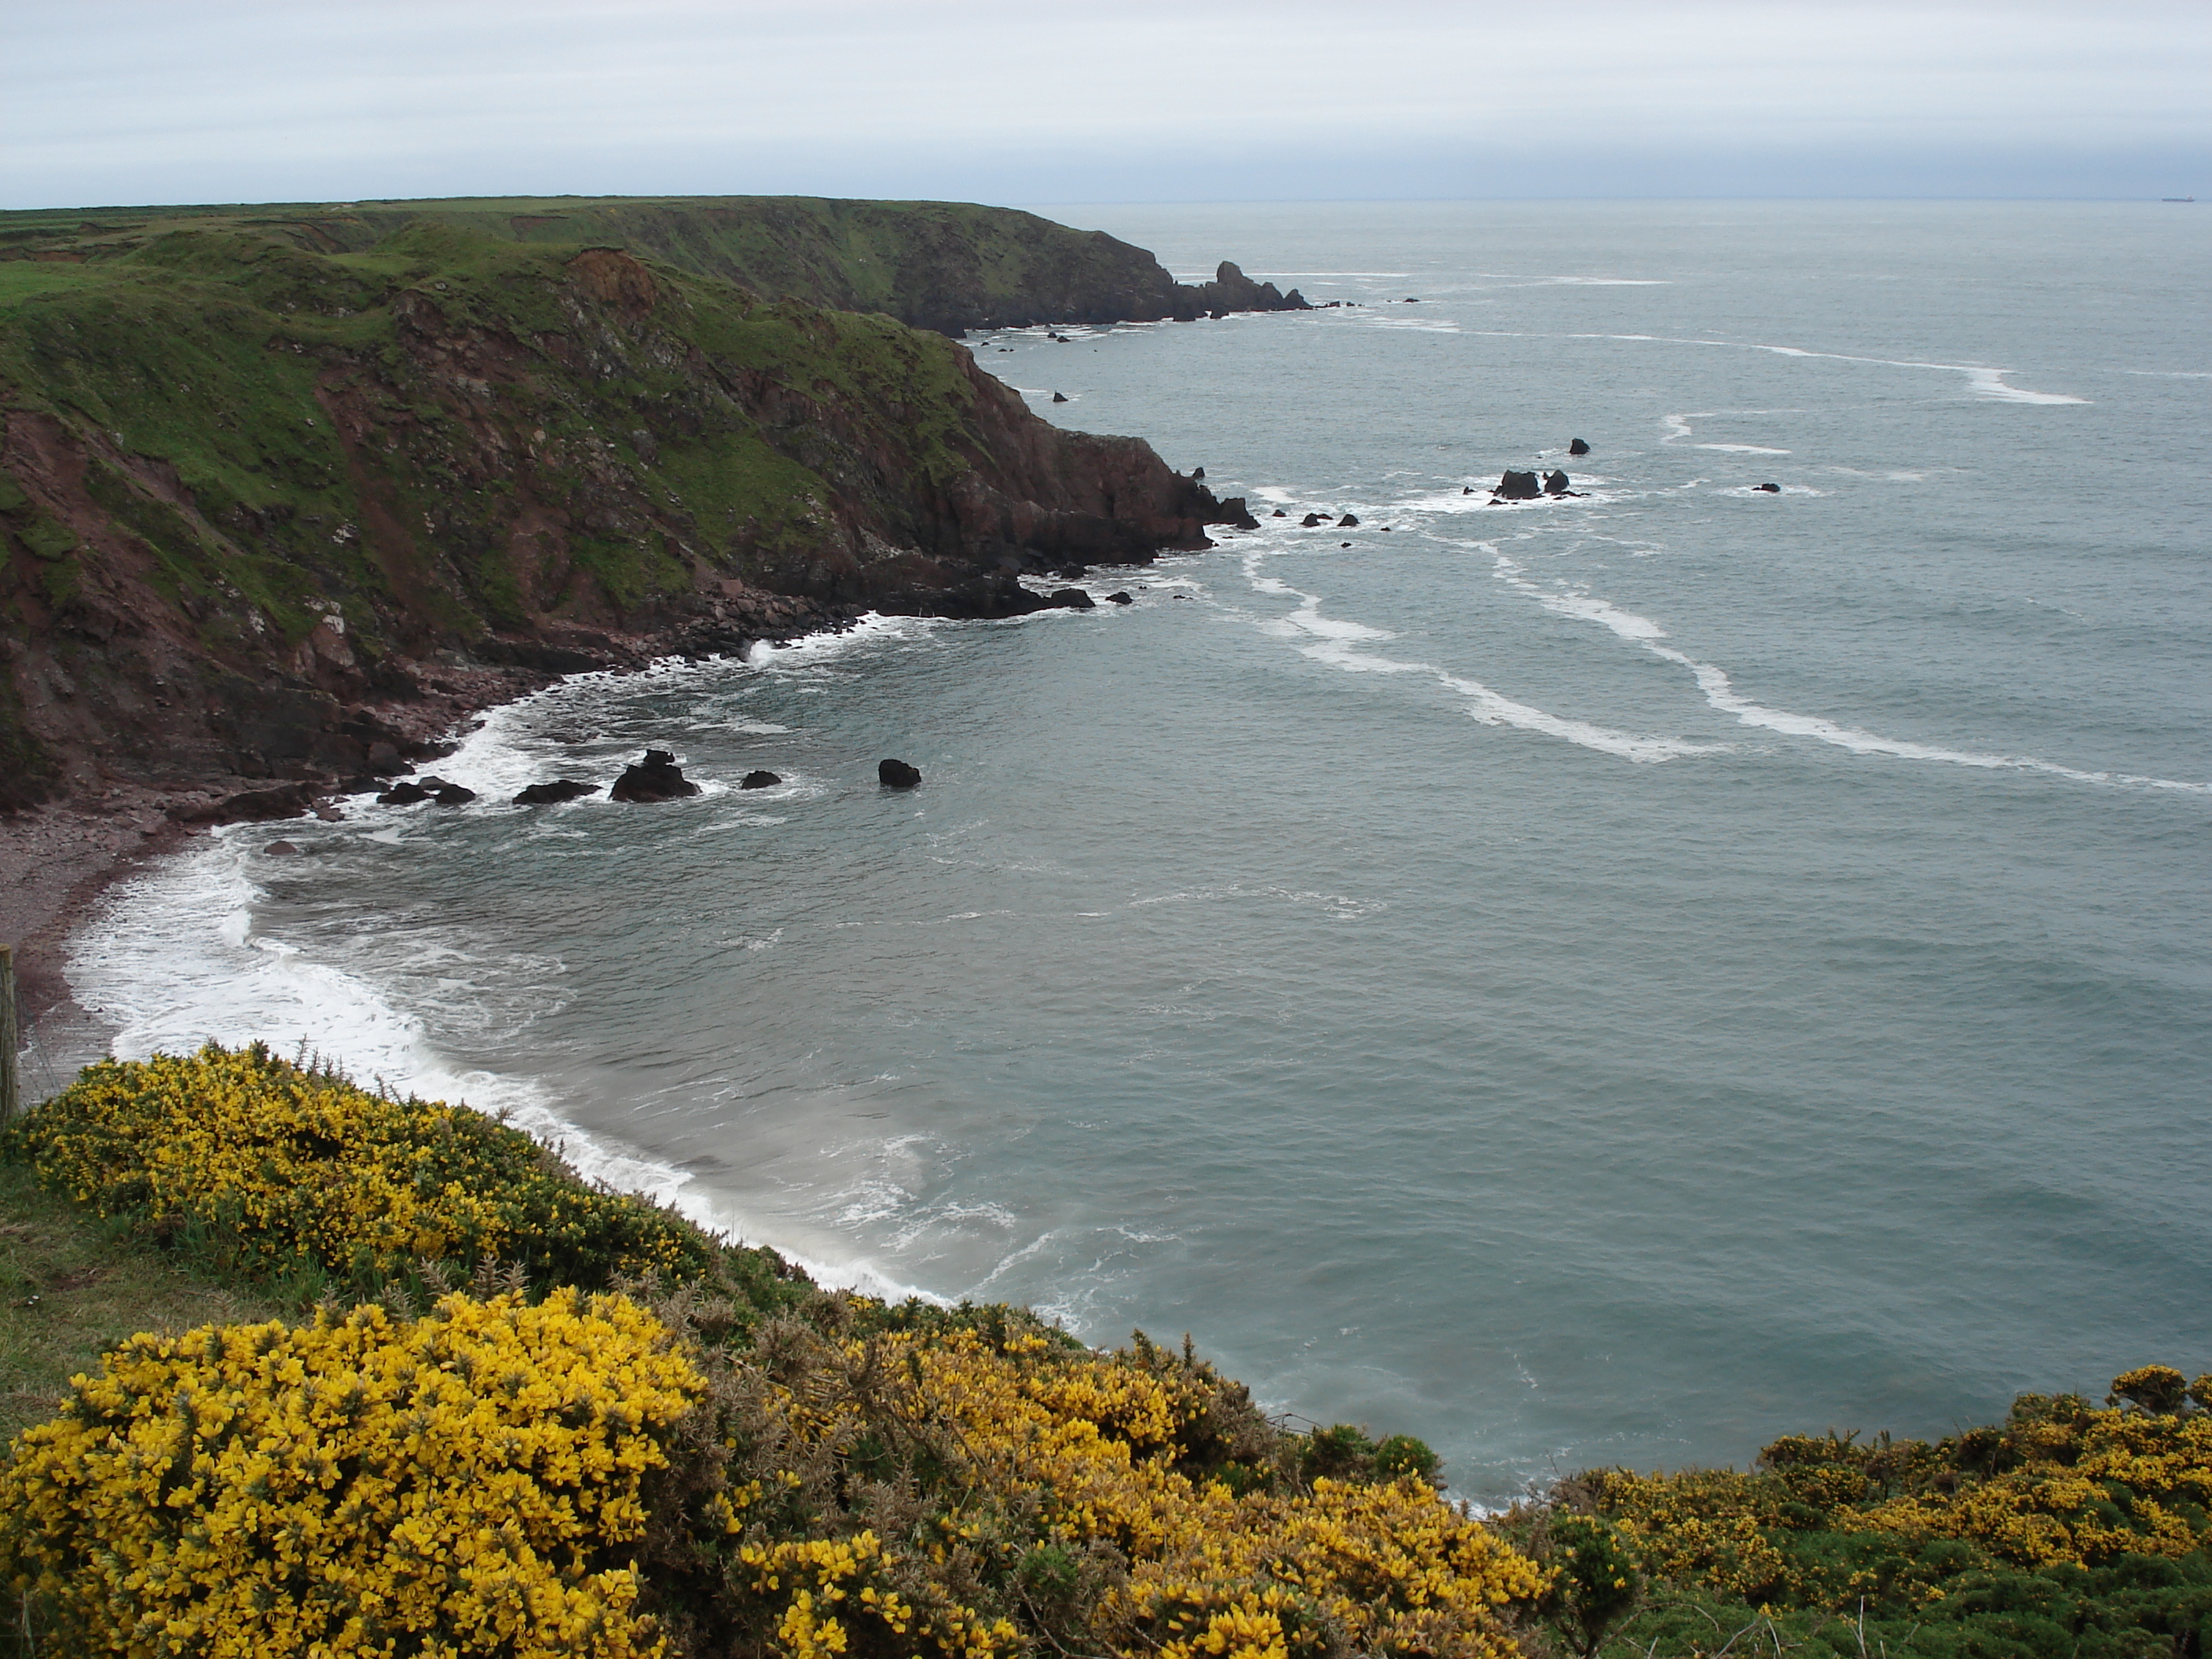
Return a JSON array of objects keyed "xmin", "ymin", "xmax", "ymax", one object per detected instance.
[{"xmin": 0, "ymin": 238, "xmax": 1255, "ymax": 811}]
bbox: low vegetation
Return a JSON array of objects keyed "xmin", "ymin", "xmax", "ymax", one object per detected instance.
[{"xmin": 2, "ymin": 1046, "xmax": 2203, "ymax": 1657}]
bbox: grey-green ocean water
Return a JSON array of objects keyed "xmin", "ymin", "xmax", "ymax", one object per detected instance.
[{"xmin": 70, "ymin": 203, "xmax": 2212, "ymax": 1498}]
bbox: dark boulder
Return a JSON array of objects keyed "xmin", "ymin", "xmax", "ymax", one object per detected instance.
[
  {"xmin": 1756, "ymin": 482, "xmax": 1782, "ymax": 493},
  {"xmin": 1544, "ymin": 471, "xmax": 1571, "ymax": 495},
  {"xmin": 1045, "ymin": 588, "xmax": 1097, "ymax": 610},
  {"xmin": 1192, "ymin": 467, "xmax": 1205, "ymax": 479},
  {"xmin": 1300, "ymin": 512, "xmax": 1327, "ymax": 527},
  {"xmin": 1569, "ymin": 438, "xmax": 1591, "ymax": 456},
  {"xmin": 1339, "ymin": 513, "xmax": 1360, "ymax": 527},
  {"xmin": 609, "ymin": 749, "xmax": 702, "ymax": 803},
  {"xmin": 1493, "ymin": 471, "xmax": 1542, "ymax": 500},
  {"xmin": 377, "ymin": 781, "xmax": 431, "ymax": 806},
  {"xmin": 1051, "ymin": 392, "xmax": 1068, "ymax": 403},
  {"xmin": 740, "ymin": 771, "xmax": 782, "ymax": 789},
  {"xmin": 1272, "ymin": 508, "xmax": 1287, "ymax": 517},
  {"xmin": 879, "ymin": 759, "xmax": 922, "ymax": 789},
  {"xmin": 1106, "ymin": 591, "xmax": 1133, "ymax": 605},
  {"xmin": 432, "ymin": 785, "xmax": 478, "ymax": 806},
  {"xmin": 365, "ymin": 742, "xmax": 408, "ymax": 777},
  {"xmin": 513, "ymin": 779, "xmax": 598, "ymax": 805},
  {"xmin": 1217, "ymin": 496, "xmax": 1261, "ymax": 529},
  {"xmin": 265, "ymin": 840, "xmax": 300, "ymax": 856}
]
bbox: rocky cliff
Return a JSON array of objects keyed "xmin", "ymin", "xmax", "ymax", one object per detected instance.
[
  {"xmin": 0, "ymin": 220, "xmax": 1262, "ymax": 811},
  {"xmin": 0, "ymin": 196, "xmax": 1310, "ymax": 336}
]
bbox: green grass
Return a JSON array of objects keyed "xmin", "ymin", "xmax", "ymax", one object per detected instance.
[{"xmin": 0, "ymin": 1164, "xmax": 286, "ymax": 1442}]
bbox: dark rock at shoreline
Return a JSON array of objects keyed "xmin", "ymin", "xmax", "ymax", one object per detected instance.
[
  {"xmin": 265, "ymin": 840, "xmax": 300, "ymax": 856},
  {"xmin": 1339, "ymin": 513, "xmax": 1360, "ymax": 527},
  {"xmin": 609, "ymin": 749, "xmax": 701, "ymax": 803},
  {"xmin": 365, "ymin": 742, "xmax": 408, "ymax": 777},
  {"xmin": 1051, "ymin": 392, "xmax": 1068, "ymax": 403},
  {"xmin": 513, "ymin": 779, "xmax": 598, "ymax": 805},
  {"xmin": 376, "ymin": 781, "xmax": 431, "ymax": 805},
  {"xmin": 1756, "ymin": 482, "xmax": 1782, "ymax": 493},
  {"xmin": 740, "ymin": 771, "xmax": 782, "ymax": 789},
  {"xmin": 879, "ymin": 759, "xmax": 922, "ymax": 789},
  {"xmin": 1192, "ymin": 467, "xmax": 1205, "ymax": 480},
  {"xmin": 1301, "ymin": 512, "xmax": 1326, "ymax": 527},
  {"xmin": 432, "ymin": 784, "xmax": 478, "ymax": 805},
  {"xmin": 1493, "ymin": 471, "xmax": 1542, "ymax": 501},
  {"xmin": 1106, "ymin": 591, "xmax": 1133, "ymax": 605},
  {"xmin": 1273, "ymin": 508, "xmax": 1287, "ymax": 517},
  {"xmin": 1217, "ymin": 497, "xmax": 1261, "ymax": 530},
  {"xmin": 1569, "ymin": 438, "xmax": 1591, "ymax": 456},
  {"xmin": 1045, "ymin": 588, "xmax": 1097, "ymax": 610},
  {"xmin": 1544, "ymin": 471, "xmax": 1572, "ymax": 496}
]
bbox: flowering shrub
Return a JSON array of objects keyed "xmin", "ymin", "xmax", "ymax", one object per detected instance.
[
  {"xmin": 636, "ymin": 1296, "xmax": 1546, "ymax": 1659},
  {"xmin": 8, "ymin": 1042, "xmax": 716, "ymax": 1291},
  {"xmin": 0, "ymin": 1288, "xmax": 702, "ymax": 1657}
]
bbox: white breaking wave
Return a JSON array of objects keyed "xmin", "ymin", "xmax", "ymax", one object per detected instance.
[
  {"xmin": 1480, "ymin": 329, "xmax": 2089, "ymax": 405},
  {"xmin": 1486, "ymin": 554, "xmax": 2212, "ymax": 794},
  {"xmin": 1243, "ymin": 546, "xmax": 1723, "ymax": 764}
]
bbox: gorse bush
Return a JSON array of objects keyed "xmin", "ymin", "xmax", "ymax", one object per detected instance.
[
  {"xmin": 6, "ymin": 1042, "xmax": 717, "ymax": 1294},
  {"xmin": 632, "ymin": 1292, "xmax": 1544, "ymax": 1659},
  {"xmin": 0, "ymin": 1288, "xmax": 701, "ymax": 1657},
  {"xmin": 1522, "ymin": 1368, "xmax": 2212, "ymax": 1656}
]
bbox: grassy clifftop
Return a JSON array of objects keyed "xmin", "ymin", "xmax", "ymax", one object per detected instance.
[
  {"xmin": 0, "ymin": 195, "xmax": 1308, "ymax": 335},
  {"xmin": 0, "ymin": 217, "xmax": 1246, "ymax": 805}
]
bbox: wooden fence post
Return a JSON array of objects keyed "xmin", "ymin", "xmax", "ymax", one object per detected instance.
[{"xmin": 0, "ymin": 944, "xmax": 17, "ymax": 1127}]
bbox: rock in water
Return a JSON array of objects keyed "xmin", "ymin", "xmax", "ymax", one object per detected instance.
[
  {"xmin": 1462, "ymin": 485, "xmax": 1474, "ymax": 495},
  {"xmin": 513, "ymin": 779, "xmax": 598, "ymax": 804},
  {"xmin": 1544, "ymin": 471, "xmax": 1571, "ymax": 496},
  {"xmin": 1051, "ymin": 391, "xmax": 1068, "ymax": 403},
  {"xmin": 879, "ymin": 759, "xmax": 922, "ymax": 789},
  {"xmin": 610, "ymin": 749, "xmax": 701, "ymax": 802},
  {"xmin": 1046, "ymin": 588, "xmax": 1097, "ymax": 610},
  {"xmin": 265, "ymin": 840, "xmax": 300, "ymax": 855},
  {"xmin": 1300, "ymin": 512, "xmax": 1326, "ymax": 526},
  {"xmin": 1339, "ymin": 513, "xmax": 1360, "ymax": 526},
  {"xmin": 740, "ymin": 771, "xmax": 782, "ymax": 789},
  {"xmin": 1493, "ymin": 471, "xmax": 1541, "ymax": 500},
  {"xmin": 1569, "ymin": 438, "xmax": 1591, "ymax": 456},
  {"xmin": 376, "ymin": 781, "xmax": 431, "ymax": 805},
  {"xmin": 432, "ymin": 784, "xmax": 478, "ymax": 805},
  {"xmin": 1756, "ymin": 482, "xmax": 1782, "ymax": 493},
  {"xmin": 1272, "ymin": 507, "xmax": 1288, "ymax": 517},
  {"xmin": 1106, "ymin": 591, "xmax": 1133, "ymax": 605}
]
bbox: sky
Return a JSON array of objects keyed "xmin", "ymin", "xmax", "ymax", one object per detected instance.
[{"xmin": 5, "ymin": 0, "xmax": 2209, "ymax": 210}]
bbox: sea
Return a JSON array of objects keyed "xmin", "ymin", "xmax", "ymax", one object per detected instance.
[{"xmin": 53, "ymin": 201, "xmax": 2212, "ymax": 1500}]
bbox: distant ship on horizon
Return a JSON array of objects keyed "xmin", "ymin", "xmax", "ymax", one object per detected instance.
[{"xmin": 2162, "ymin": 196, "xmax": 2196, "ymax": 202}]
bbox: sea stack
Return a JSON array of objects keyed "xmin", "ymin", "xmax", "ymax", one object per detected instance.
[
  {"xmin": 609, "ymin": 749, "xmax": 701, "ymax": 802},
  {"xmin": 879, "ymin": 759, "xmax": 922, "ymax": 789}
]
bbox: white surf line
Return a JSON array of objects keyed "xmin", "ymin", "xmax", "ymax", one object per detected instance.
[
  {"xmin": 1472, "ymin": 329, "xmax": 2089, "ymax": 405},
  {"xmin": 1487, "ymin": 553, "xmax": 2211, "ymax": 795},
  {"xmin": 1241, "ymin": 545, "xmax": 1723, "ymax": 764}
]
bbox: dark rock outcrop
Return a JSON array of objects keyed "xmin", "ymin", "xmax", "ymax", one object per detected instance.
[
  {"xmin": 609, "ymin": 749, "xmax": 701, "ymax": 803},
  {"xmin": 1544, "ymin": 471, "xmax": 1571, "ymax": 496},
  {"xmin": 1044, "ymin": 588, "xmax": 1097, "ymax": 610},
  {"xmin": 1492, "ymin": 471, "xmax": 1542, "ymax": 501},
  {"xmin": 1051, "ymin": 392, "xmax": 1068, "ymax": 403},
  {"xmin": 878, "ymin": 759, "xmax": 921, "ymax": 789},
  {"xmin": 265, "ymin": 840, "xmax": 300, "ymax": 855},
  {"xmin": 513, "ymin": 779, "xmax": 597, "ymax": 804},
  {"xmin": 740, "ymin": 770, "xmax": 782, "ymax": 789},
  {"xmin": 377, "ymin": 781, "xmax": 431, "ymax": 805},
  {"xmin": 1756, "ymin": 482, "xmax": 1782, "ymax": 493},
  {"xmin": 1272, "ymin": 508, "xmax": 1287, "ymax": 517},
  {"xmin": 1105, "ymin": 591, "xmax": 1133, "ymax": 605},
  {"xmin": 431, "ymin": 784, "xmax": 478, "ymax": 805},
  {"xmin": 1301, "ymin": 512, "xmax": 1327, "ymax": 527},
  {"xmin": 1339, "ymin": 513, "xmax": 1360, "ymax": 527},
  {"xmin": 1569, "ymin": 438, "xmax": 1591, "ymax": 456}
]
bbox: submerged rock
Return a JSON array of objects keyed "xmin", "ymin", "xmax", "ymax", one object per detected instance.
[
  {"xmin": 740, "ymin": 770, "xmax": 782, "ymax": 789},
  {"xmin": 1756, "ymin": 482, "xmax": 1782, "ymax": 493},
  {"xmin": 265, "ymin": 840, "xmax": 300, "ymax": 856},
  {"xmin": 609, "ymin": 749, "xmax": 701, "ymax": 803},
  {"xmin": 879, "ymin": 758, "xmax": 922, "ymax": 789},
  {"xmin": 514, "ymin": 779, "xmax": 597, "ymax": 805}
]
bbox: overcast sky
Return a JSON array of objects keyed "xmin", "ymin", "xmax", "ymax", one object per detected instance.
[{"xmin": 6, "ymin": 1, "xmax": 2208, "ymax": 210}]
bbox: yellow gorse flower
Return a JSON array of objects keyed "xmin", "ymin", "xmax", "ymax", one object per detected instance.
[
  {"xmin": 0, "ymin": 1288, "xmax": 702, "ymax": 1657},
  {"xmin": 10, "ymin": 1043, "xmax": 711, "ymax": 1289}
]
